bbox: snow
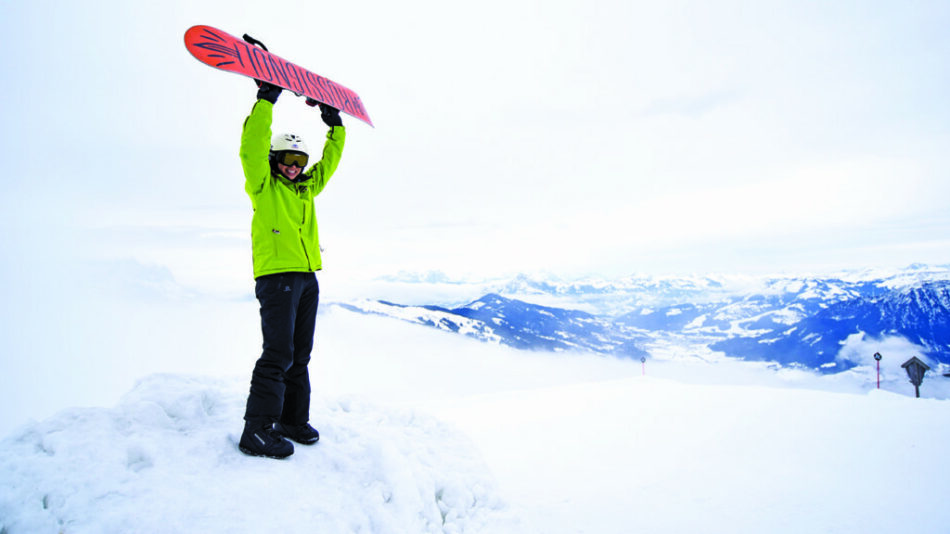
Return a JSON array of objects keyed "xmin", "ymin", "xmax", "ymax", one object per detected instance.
[
  {"xmin": 428, "ymin": 380, "xmax": 950, "ymax": 534},
  {"xmin": 683, "ymin": 313, "xmax": 707, "ymax": 329},
  {"xmin": 0, "ymin": 374, "xmax": 510, "ymax": 534},
  {"xmin": 3, "ymin": 305, "xmax": 950, "ymax": 533}
]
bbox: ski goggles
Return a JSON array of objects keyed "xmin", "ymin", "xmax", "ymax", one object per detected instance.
[{"xmin": 276, "ymin": 151, "xmax": 309, "ymax": 168}]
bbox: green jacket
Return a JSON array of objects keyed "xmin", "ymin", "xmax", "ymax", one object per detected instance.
[{"xmin": 240, "ymin": 100, "xmax": 345, "ymax": 278}]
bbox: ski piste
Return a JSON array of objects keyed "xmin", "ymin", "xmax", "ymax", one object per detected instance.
[{"xmin": 184, "ymin": 25, "xmax": 373, "ymax": 127}]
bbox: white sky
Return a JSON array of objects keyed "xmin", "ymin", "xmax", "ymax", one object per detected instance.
[{"xmin": 2, "ymin": 0, "xmax": 949, "ymax": 289}]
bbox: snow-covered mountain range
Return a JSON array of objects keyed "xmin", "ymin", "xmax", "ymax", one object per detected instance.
[
  {"xmin": 339, "ymin": 295, "xmax": 651, "ymax": 359},
  {"xmin": 343, "ymin": 265, "xmax": 950, "ymax": 374}
]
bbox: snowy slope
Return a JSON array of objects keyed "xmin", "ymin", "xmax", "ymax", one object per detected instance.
[
  {"xmin": 3, "ymin": 307, "xmax": 950, "ymax": 534},
  {"xmin": 426, "ymin": 378, "xmax": 950, "ymax": 534}
]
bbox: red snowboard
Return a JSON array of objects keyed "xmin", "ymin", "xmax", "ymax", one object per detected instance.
[{"xmin": 184, "ymin": 25, "xmax": 373, "ymax": 127}]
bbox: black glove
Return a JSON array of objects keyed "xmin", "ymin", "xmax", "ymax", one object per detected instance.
[
  {"xmin": 318, "ymin": 103, "xmax": 343, "ymax": 128},
  {"xmin": 256, "ymin": 81, "xmax": 282, "ymax": 104}
]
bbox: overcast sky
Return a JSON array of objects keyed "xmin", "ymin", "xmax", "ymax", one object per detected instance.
[{"xmin": 2, "ymin": 0, "xmax": 949, "ymax": 291}]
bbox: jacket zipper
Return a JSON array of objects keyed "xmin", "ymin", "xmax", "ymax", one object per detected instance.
[{"xmin": 298, "ymin": 186, "xmax": 312, "ymax": 270}]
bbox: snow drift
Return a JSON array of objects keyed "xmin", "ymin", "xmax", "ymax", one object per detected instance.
[{"xmin": 0, "ymin": 374, "xmax": 514, "ymax": 534}]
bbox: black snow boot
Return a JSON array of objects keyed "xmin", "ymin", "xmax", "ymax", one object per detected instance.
[
  {"xmin": 275, "ymin": 422, "xmax": 320, "ymax": 445},
  {"xmin": 239, "ymin": 423, "xmax": 294, "ymax": 459}
]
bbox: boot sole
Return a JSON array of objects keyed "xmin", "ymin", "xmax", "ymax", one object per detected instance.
[{"xmin": 238, "ymin": 444, "xmax": 293, "ymax": 459}]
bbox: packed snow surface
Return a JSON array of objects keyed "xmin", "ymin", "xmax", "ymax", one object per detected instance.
[{"xmin": 3, "ymin": 307, "xmax": 950, "ymax": 533}]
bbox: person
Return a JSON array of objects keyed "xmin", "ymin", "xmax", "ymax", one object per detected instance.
[{"xmin": 237, "ymin": 79, "xmax": 345, "ymax": 459}]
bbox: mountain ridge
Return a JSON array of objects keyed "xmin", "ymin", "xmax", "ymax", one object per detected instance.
[{"xmin": 345, "ymin": 266, "xmax": 950, "ymax": 372}]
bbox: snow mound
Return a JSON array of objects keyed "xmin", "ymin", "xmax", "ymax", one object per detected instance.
[{"xmin": 0, "ymin": 374, "xmax": 514, "ymax": 534}]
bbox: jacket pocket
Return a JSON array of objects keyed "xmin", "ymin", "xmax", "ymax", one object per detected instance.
[{"xmin": 270, "ymin": 228, "xmax": 281, "ymax": 259}]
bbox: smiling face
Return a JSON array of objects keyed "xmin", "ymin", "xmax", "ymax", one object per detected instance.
[
  {"xmin": 273, "ymin": 150, "xmax": 309, "ymax": 181},
  {"xmin": 277, "ymin": 162, "xmax": 303, "ymax": 181}
]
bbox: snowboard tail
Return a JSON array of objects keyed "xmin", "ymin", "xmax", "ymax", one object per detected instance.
[{"xmin": 185, "ymin": 25, "xmax": 373, "ymax": 127}]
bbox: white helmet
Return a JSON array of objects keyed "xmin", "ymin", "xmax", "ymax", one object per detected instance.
[{"xmin": 271, "ymin": 133, "xmax": 309, "ymax": 155}]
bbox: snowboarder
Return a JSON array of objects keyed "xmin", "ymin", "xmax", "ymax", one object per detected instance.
[{"xmin": 237, "ymin": 79, "xmax": 345, "ymax": 458}]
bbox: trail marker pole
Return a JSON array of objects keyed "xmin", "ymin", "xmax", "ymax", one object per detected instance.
[
  {"xmin": 641, "ymin": 357, "xmax": 646, "ymax": 376},
  {"xmin": 874, "ymin": 352, "xmax": 882, "ymax": 389}
]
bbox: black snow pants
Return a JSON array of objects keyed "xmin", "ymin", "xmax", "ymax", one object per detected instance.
[{"xmin": 244, "ymin": 271, "xmax": 319, "ymax": 428}]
